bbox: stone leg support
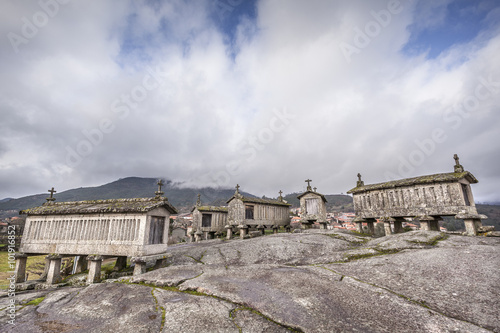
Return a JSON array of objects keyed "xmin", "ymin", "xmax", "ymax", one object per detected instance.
[
  {"xmin": 273, "ymin": 227, "xmax": 279, "ymax": 234},
  {"xmin": 464, "ymin": 219, "xmax": 482, "ymax": 236},
  {"xmin": 285, "ymin": 226, "xmax": 291, "ymax": 233},
  {"xmin": 226, "ymin": 227, "xmax": 233, "ymax": 240},
  {"xmin": 14, "ymin": 254, "xmax": 28, "ymax": 283},
  {"xmin": 87, "ymin": 255, "xmax": 103, "ymax": 284},
  {"xmin": 239, "ymin": 226, "xmax": 248, "ymax": 239},
  {"xmin": 393, "ymin": 221, "xmax": 404, "ymax": 234},
  {"xmin": 39, "ymin": 257, "xmax": 50, "ymax": 281},
  {"xmin": 257, "ymin": 226, "xmax": 265, "ymax": 235},
  {"xmin": 319, "ymin": 222, "xmax": 327, "ymax": 230},
  {"xmin": 194, "ymin": 233, "xmax": 201, "ymax": 242},
  {"xmin": 384, "ymin": 222, "xmax": 393, "ymax": 235},
  {"xmin": 429, "ymin": 220, "xmax": 440, "ymax": 231},
  {"xmin": 366, "ymin": 222, "xmax": 375, "ymax": 235},
  {"xmin": 132, "ymin": 259, "xmax": 147, "ymax": 276},
  {"xmin": 420, "ymin": 221, "xmax": 430, "ymax": 231},
  {"xmin": 46, "ymin": 255, "xmax": 62, "ymax": 285},
  {"xmin": 355, "ymin": 222, "xmax": 363, "ymax": 233},
  {"xmin": 114, "ymin": 256, "xmax": 127, "ymax": 271},
  {"xmin": 74, "ymin": 256, "xmax": 88, "ymax": 273},
  {"xmin": 203, "ymin": 231, "xmax": 209, "ymax": 240}
]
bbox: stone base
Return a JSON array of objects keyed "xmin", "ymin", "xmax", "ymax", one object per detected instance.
[
  {"xmin": 14, "ymin": 254, "xmax": 28, "ymax": 283},
  {"xmin": 464, "ymin": 219, "xmax": 483, "ymax": 236},
  {"xmin": 114, "ymin": 256, "xmax": 127, "ymax": 271},
  {"xmin": 87, "ymin": 255, "xmax": 103, "ymax": 284},
  {"xmin": 384, "ymin": 222, "xmax": 393, "ymax": 235},
  {"xmin": 46, "ymin": 255, "xmax": 63, "ymax": 285}
]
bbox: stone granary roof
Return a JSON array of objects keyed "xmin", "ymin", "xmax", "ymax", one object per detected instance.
[
  {"xmin": 20, "ymin": 197, "xmax": 178, "ymax": 216},
  {"xmin": 297, "ymin": 190, "xmax": 328, "ymax": 202},
  {"xmin": 227, "ymin": 195, "xmax": 291, "ymax": 207},
  {"xmin": 347, "ymin": 171, "xmax": 478, "ymax": 194},
  {"xmin": 191, "ymin": 206, "xmax": 229, "ymax": 213}
]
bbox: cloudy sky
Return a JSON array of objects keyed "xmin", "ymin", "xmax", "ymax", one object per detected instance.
[{"xmin": 1, "ymin": 0, "xmax": 499, "ymax": 202}]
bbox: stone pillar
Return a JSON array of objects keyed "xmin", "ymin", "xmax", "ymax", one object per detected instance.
[
  {"xmin": 46, "ymin": 255, "xmax": 62, "ymax": 285},
  {"xmin": 429, "ymin": 220, "xmax": 440, "ymax": 231},
  {"xmin": 353, "ymin": 217, "xmax": 366, "ymax": 234},
  {"xmin": 366, "ymin": 221, "xmax": 375, "ymax": 235},
  {"xmin": 418, "ymin": 216, "xmax": 435, "ymax": 231},
  {"xmin": 257, "ymin": 225, "xmax": 265, "ymax": 235},
  {"xmin": 319, "ymin": 222, "xmax": 327, "ymax": 230},
  {"xmin": 194, "ymin": 231, "xmax": 202, "ymax": 242},
  {"xmin": 87, "ymin": 255, "xmax": 103, "ymax": 283},
  {"xmin": 74, "ymin": 256, "xmax": 88, "ymax": 273},
  {"xmin": 39, "ymin": 257, "xmax": 51, "ymax": 281},
  {"xmin": 14, "ymin": 253, "xmax": 28, "ymax": 283},
  {"xmin": 455, "ymin": 213, "xmax": 487, "ymax": 236},
  {"xmin": 393, "ymin": 220, "xmax": 404, "ymax": 234},
  {"xmin": 225, "ymin": 225, "xmax": 233, "ymax": 239},
  {"xmin": 285, "ymin": 225, "xmax": 291, "ymax": 233},
  {"xmin": 464, "ymin": 219, "xmax": 482, "ymax": 236},
  {"xmin": 238, "ymin": 225, "xmax": 248, "ymax": 239},
  {"xmin": 273, "ymin": 225, "xmax": 279, "ymax": 234},
  {"xmin": 203, "ymin": 231, "xmax": 209, "ymax": 240},
  {"xmin": 131, "ymin": 257, "xmax": 147, "ymax": 276},
  {"xmin": 420, "ymin": 221, "xmax": 430, "ymax": 230},
  {"xmin": 114, "ymin": 256, "xmax": 127, "ymax": 271},
  {"xmin": 384, "ymin": 222, "xmax": 393, "ymax": 235}
]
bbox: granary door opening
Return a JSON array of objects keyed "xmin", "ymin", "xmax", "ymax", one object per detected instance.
[
  {"xmin": 245, "ymin": 205, "xmax": 254, "ymax": 219},
  {"xmin": 461, "ymin": 184, "xmax": 471, "ymax": 206},
  {"xmin": 149, "ymin": 216, "xmax": 165, "ymax": 244},
  {"xmin": 305, "ymin": 198, "xmax": 320, "ymax": 215},
  {"xmin": 202, "ymin": 214, "xmax": 212, "ymax": 227}
]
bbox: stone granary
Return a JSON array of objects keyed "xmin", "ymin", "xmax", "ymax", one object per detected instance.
[
  {"xmin": 347, "ymin": 155, "xmax": 487, "ymax": 236},
  {"xmin": 16, "ymin": 181, "xmax": 177, "ymax": 285},
  {"xmin": 297, "ymin": 179, "xmax": 328, "ymax": 229},
  {"xmin": 191, "ymin": 194, "xmax": 228, "ymax": 240},
  {"xmin": 226, "ymin": 185, "xmax": 291, "ymax": 238}
]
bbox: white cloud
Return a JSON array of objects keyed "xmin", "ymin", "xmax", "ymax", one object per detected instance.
[{"xmin": 0, "ymin": 0, "xmax": 499, "ymax": 203}]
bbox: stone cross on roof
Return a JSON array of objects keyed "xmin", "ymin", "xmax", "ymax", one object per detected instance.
[
  {"xmin": 196, "ymin": 194, "xmax": 201, "ymax": 206},
  {"xmin": 46, "ymin": 187, "xmax": 56, "ymax": 203},
  {"xmin": 235, "ymin": 184, "xmax": 240, "ymax": 193},
  {"xmin": 356, "ymin": 173, "xmax": 364, "ymax": 187},
  {"xmin": 453, "ymin": 154, "xmax": 464, "ymax": 173},
  {"xmin": 305, "ymin": 179, "xmax": 312, "ymax": 191},
  {"xmin": 155, "ymin": 179, "xmax": 165, "ymax": 198},
  {"xmin": 278, "ymin": 190, "xmax": 283, "ymax": 201}
]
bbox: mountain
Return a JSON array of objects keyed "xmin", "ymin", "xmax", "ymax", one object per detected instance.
[
  {"xmin": 0, "ymin": 177, "xmax": 356, "ymax": 217},
  {"xmin": 0, "ymin": 177, "xmax": 250, "ymax": 214}
]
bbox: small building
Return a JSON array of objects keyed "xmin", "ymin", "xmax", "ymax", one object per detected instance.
[
  {"xmin": 16, "ymin": 181, "xmax": 177, "ymax": 285},
  {"xmin": 191, "ymin": 194, "xmax": 228, "ymax": 240},
  {"xmin": 297, "ymin": 180, "xmax": 328, "ymax": 229},
  {"xmin": 347, "ymin": 155, "xmax": 488, "ymax": 236},
  {"xmin": 227, "ymin": 185, "xmax": 291, "ymax": 238}
]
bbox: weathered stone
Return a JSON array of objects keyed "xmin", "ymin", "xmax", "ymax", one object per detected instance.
[
  {"xmin": 19, "ymin": 197, "xmax": 178, "ymax": 257},
  {"xmin": 3, "ymin": 231, "xmax": 498, "ymax": 332}
]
